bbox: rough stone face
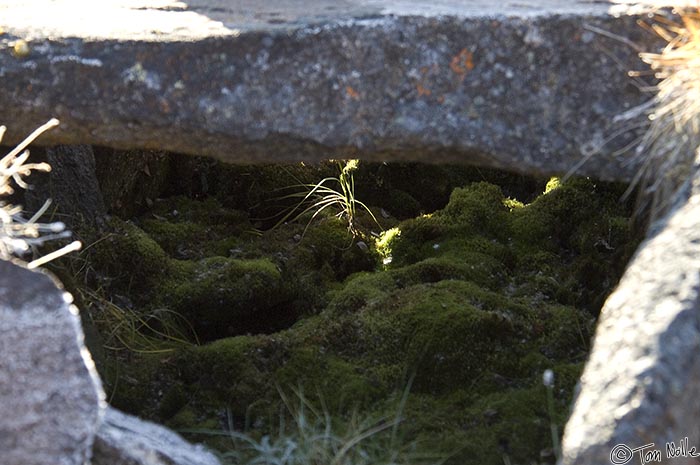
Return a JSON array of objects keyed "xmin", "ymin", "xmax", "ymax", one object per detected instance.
[
  {"xmin": 0, "ymin": 260, "xmax": 104, "ymax": 465},
  {"xmin": 93, "ymin": 147, "xmax": 172, "ymax": 218},
  {"xmin": 0, "ymin": 0, "xmax": 662, "ymax": 181},
  {"xmin": 561, "ymin": 155, "xmax": 700, "ymax": 465},
  {"xmin": 23, "ymin": 145, "xmax": 107, "ymax": 225},
  {"xmin": 93, "ymin": 407, "xmax": 222, "ymax": 465}
]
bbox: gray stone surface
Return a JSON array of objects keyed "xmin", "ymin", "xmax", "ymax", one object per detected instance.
[
  {"xmin": 561, "ymin": 152, "xmax": 700, "ymax": 465},
  {"xmin": 0, "ymin": 260, "xmax": 105, "ymax": 465},
  {"xmin": 23, "ymin": 145, "xmax": 107, "ymax": 225},
  {"xmin": 93, "ymin": 407, "xmax": 222, "ymax": 465},
  {"xmin": 0, "ymin": 1, "xmax": 663, "ymax": 181}
]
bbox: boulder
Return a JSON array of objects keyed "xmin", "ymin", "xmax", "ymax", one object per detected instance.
[
  {"xmin": 0, "ymin": 260, "xmax": 104, "ymax": 465},
  {"xmin": 561, "ymin": 153, "xmax": 700, "ymax": 464},
  {"xmin": 0, "ymin": 259, "xmax": 221, "ymax": 465},
  {"xmin": 0, "ymin": 0, "xmax": 662, "ymax": 181},
  {"xmin": 23, "ymin": 145, "xmax": 107, "ymax": 226},
  {"xmin": 93, "ymin": 407, "xmax": 221, "ymax": 465}
]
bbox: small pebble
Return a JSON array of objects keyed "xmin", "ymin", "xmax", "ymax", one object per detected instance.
[
  {"xmin": 543, "ymin": 369, "xmax": 554, "ymax": 387},
  {"xmin": 12, "ymin": 39, "xmax": 30, "ymax": 58}
]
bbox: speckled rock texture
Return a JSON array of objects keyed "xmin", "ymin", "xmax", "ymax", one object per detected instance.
[
  {"xmin": 0, "ymin": 0, "xmax": 661, "ymax": 181},
  {"xmin": 561, "ymin": 153, "xmax": 700, "ymax": 465},
  {"xmin": 23, "ymin": 145, "xmax": 107, "ymax": 226},
  {"xmin": 0, "ymin": 260, "xmax": 104, "ymax": 465},
  {"xmin": 93, "ymin": 407, "xmax": 222, "ymax": 465}
]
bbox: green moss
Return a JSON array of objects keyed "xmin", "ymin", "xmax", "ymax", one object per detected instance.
[
  {"xmin": 91, "ymin": 217, "xmax": 171, "ymax": 296},
  {"xmin": 387, "ymin": 215, "xmax": 448, "ymax": 266},
  {"xmin": 509, "ymin": 206, "xmax": 558, "ymax": 252},
  {"xmin": 386, "ymin": 182, "xmax": 512, "ymax": 268},
  {"xmin": 185, "ymin": 336, "xmax": 276, "ymax": 404},
  {"xmin": 328, "ymin": 271, "xmax": 396, "ymax": 313},
  {"xmin": 164, "ymin": 158, "xmax": 362, "ymax": 230},
  {"xmin": 544, "ymin": 176, "xmax": 561, "ymax": 194},
  {"xmin": 381, "ymin": 189, "xmax": 422, "ymax": 218},
  {"xmin": 348, "ymin": 281, "xmax": 522, "ymax": 394},
  {"xmin": 100, "ymin": 353, "xmax": 166, "ymax": 416},
  {"xmin": 353, "ymin": 162, "xmax": 546, "ymax": 214},
  {"xmin": 140, "ymin": 219, "xmax": 213, "ymax": 258},
  {"xmin": 74, "ymin": 165, "xmax": 641, "ymax": 465},
  {"xmin": 293, "ymin": 216, "xmax": 379, "ymax": 280},
  {"xmin": 455, "ymin": 387, "xmax": 555, "ymax": 464},
  {"xmin": 375, "ymin": 227, "xmax": 400, "ymax": 262},
  {"xmin": 158, "ymin": 384, "xmax": 189, "ymax": 419},
  {"xmin": 139, "ymin": 197, "xmax": 255, "ymax": 259},
  {"xmin": 175, "ymin": 332, "xmax": 385, "ymax": 426},
  {"xmin": 160, "ymin": 257, "xmax": 295, "ymax": 340},
  {"xmin": 511, "ymin": 178, "xmax": 612, "ymax": 249},
  {"xmin": 167, "ymin": 405, "xmax": 220, "ymax": 431},
  {"xmin": 439, "ymin": 182, "xmax": 509, "ymax": 238},
  {"xmin": 392, "ymin": 255, "xmax": 504, "ymax": 290},
  {"xmin": 503, "ymin": 197, "xmax": 525, "ymax": 210},
  {"xmin": 274, "ymin": 347, "xmax": 385, "ymax": 409},
  {"xmin": 148, "ymin": 196, "xmax": 251, "ymax": 228}
]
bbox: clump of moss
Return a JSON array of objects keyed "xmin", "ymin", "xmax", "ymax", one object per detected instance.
[
  {"xmin": 91, "ymin": 217, "xmax": 172, "ymax": 296},
  {"xmin": 161, "ymin": 257, "xmax": 296, "ymax": 340},
  {"xmin": 75, "ymin": 166, "xmax": 641, "ymax": 465},
  {"xmin": 508, "ymin": 178, "xmax": 638, "ymax": 312}
]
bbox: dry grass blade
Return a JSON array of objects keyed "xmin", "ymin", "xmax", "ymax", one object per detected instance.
[
  {"xmin": 81, "ymin": 288, "xmax": 198, "ymax": 354},
  {"xmin": 272, "ymin": 160, "xmax": 381, "ymax": 239},
  {"xmin": 612, "ymin": 6, "xmax": 700, "ymax": 222},
  {"xmin": 183, "ymin": 383, "xmax": 452, "ymax": 465},
  {"xmin": 0, "ymin": 119, "xmax": 82, "ymax": 264}
]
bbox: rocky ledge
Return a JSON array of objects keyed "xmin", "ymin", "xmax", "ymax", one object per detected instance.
[{"xmin": 0, "ymin": 0, "xmax": 662, "ymax": 180}]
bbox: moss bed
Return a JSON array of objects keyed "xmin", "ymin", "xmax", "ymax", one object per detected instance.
[{"xmin": 52, "ymin": 159, "xmax": 642, "ymax": 465}]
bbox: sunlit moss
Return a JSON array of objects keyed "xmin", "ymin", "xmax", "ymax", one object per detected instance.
[
  {"xmin": 503, "ymin": 197, "xmax": 524, "ymax": 210},
  {"xmin": 375, "ymin": 226, "xmax": 401, "ymax": 266},
  {"xmin": 75, "ymin": 169, "xmax": 641, "ymax": 465},
  {"xmin": 544, "ymin": 176, "xmax": 561, "ymax": 194}
]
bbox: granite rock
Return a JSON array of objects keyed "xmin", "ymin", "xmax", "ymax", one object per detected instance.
[
  {"xmin": 0, "ymin": 260, "xmax": 104, "ymax": 465},
  {"xmin": 22, "ymin": 144, "xmax": 107, "ymax": 226},
  {"xmin": 93, "ymin": 407, "xmax": 222, "ymax": 465},
  {"xmin": 0, "ymin": 0, "xmax": 663, "ymax": 181},
  {"xmin": 561, "ymin": 152, "xmax": 700, "ymax": 465}
]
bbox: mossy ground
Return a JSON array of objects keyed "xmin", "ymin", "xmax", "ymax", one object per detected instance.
[{"xmin": 54, "ymin": 160, "xmax": 642, "ymax": 465}]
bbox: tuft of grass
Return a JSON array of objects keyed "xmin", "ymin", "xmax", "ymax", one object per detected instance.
[
  {"xmin": 621, "ymin": 5, "xmax": 700, "ymax": 220},
  {"xmin": 80, "ymin": 288, "xmax": 198, "ymax": 354},
  {"xmin": 0, "ymin": 119, "xmax": 81, "ymax": 266},
  {"xmin": 542, "ymin": 369, "xmax": 560, "ymax": 462},
  {"xmin": 189, "ymin": 384, "xmax": 451, "ymax": 465},
  {"xmin": 272, "ymin": 160, "xmax": 381, "ymax": 239}
]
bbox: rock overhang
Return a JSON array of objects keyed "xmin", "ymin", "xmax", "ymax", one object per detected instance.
[
  {"xmin": 0, "ymin": 1, "xmax": 669, "ymax": 181},
  {"xmin": 1, "ymin": 1, "xmax": 619, "ymax": 39}
]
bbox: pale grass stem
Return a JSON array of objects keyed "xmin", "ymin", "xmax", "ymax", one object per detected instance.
[{"xmin": 0, "ymin": 119, "xmax": 82, "ymax": 265}]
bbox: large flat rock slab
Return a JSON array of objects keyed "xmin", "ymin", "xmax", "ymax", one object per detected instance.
[{"xmin": 0, "ymin": 1, "xmax": 660, "ymax": 180}]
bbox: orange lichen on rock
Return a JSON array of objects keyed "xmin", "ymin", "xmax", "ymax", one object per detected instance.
[
  {"xmin": 345, "ymin": 85, "xmax": 360, "ymax": 100},
  {"xmin": 450, "ymin": 48, "xmax": 474, "ymax": 80},
  {"xmin": 416, "ymin": 83, "xmax": 431, "ymax": 96}
]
